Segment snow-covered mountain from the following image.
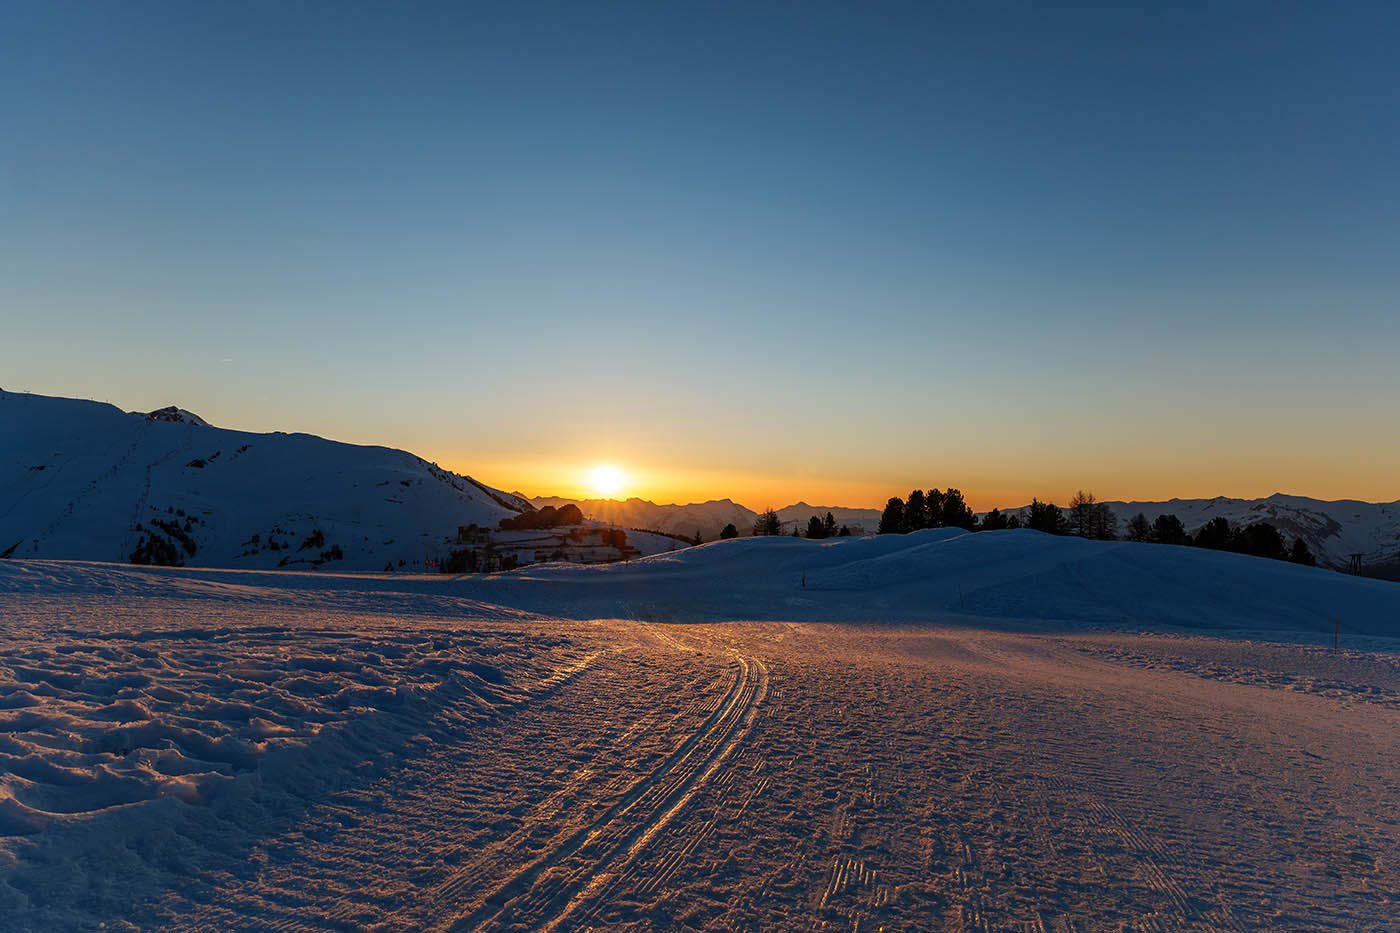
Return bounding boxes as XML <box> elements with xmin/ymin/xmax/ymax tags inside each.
<box><xmin>775</xmin><ymin>502</ymin><xmax>881</xmax><ymax>534</ymax></box>
<box><xmin>1</xmin><ymin>390</ymin><xmax>532</xmax><ymax>571</ymax></box>
<box><xmin>529</xmin><ymin>496</ymin><xmax>759</xmax><ymax>542</ymax></box>
<box><xmin>1099</xmin><ymin>495</ymin><xmax>1400</xmax><ymax>572</ymax></box>
<box><xmin>529</xmin><ymin>497</ymin><xmax>884</xmax><ymax>541</ymax></box>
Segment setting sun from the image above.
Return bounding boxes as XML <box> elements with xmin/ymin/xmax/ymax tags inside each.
<box><xmin>588</xmin><ymin>464</ymin><xmax>627</xmax><ymax>497</ymax></box>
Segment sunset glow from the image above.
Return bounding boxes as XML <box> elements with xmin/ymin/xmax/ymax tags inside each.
<box><xmin>588</xmin><ymin>465</ymin><xmax>628</xmax><ymax>497</ymax></box>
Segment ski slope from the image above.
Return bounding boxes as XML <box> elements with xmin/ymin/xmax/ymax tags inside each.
<box><xmin>2</xmin><ymin>532</ymin><xmax>1399</xmax><ymax>929</ymax></box>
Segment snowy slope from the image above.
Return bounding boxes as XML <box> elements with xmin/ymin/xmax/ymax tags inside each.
<box><xmin>3</xmin><ymin>531</ymin><xmax>1400</xmax><ymax>927</ymax></box>
<box><xmin>1099</xmin><ymin>494</ymin><xmax>1400</xmax><ymax>570</ymax></box>
<box><xmin>0</xmin><ymin>390</ymin><xmax>529</xmax><ymax>571</ymax></box>
<box><xmin>463</xmin><ymin>527</ymin><xmax>1400</xmax><ymax>637</ymax></box>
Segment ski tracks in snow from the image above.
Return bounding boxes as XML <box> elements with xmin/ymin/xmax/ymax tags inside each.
<box><xmin>445</xmin><ymin>648</ymin><xmax>767</xmax><ymax>932</ymax></box>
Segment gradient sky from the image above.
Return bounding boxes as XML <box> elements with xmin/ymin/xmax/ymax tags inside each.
<box><xmin>3</xmin><ymin>1</ymin><xmax>1398</xmax><ymax>510</ymax></box>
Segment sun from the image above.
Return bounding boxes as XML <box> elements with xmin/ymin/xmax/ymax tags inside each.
<box><xmin>588</xmin><ymin>464</ymin><xmax>627</xmax><ymax>497</ymax></box>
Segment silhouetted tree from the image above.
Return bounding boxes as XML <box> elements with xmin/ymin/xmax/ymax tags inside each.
<box><xmin>806</xmin><ymin>515</ymin><xmax>826</xmax><ymax>539</ymax></box>
<box><xmin>1289</xmin><ymin>537</ymin><xmax>1316</xmax><ymax>566</ymax></box>
<box><xmin>1069</xmin><ymin>491</ymin><xmax>1115</xmax><ymax>539</ymax></box>
<box><xmin>905</xmin><ymin>489</ymin><xmax>927</xmax><ymax>530</ymax></box>
<box><xmin>926</xmin><ymin>489</ymin><xmax>946</xmax><ymax>527</ymax></box>
<box><xmin>838</xmin><ymin>525</ymin><xmax>852</xmax><ymax>536</ymax></box>
<box><xmin>720</xmin><ymin>523</ymin><xmax>739</xmax><ymax>540</ymax></box>
<box><xmin>752</xmin><ymin>509</ymin><xmax>782</xmax><ymax>536</ymax></box>
<box><xmin>1235</xmin><ymin>521</ymin><xmax>1287</xmax><ymax>561</ymax></box>
<box><xmin>1026</xmin><ymin>499</ymin><xmax>1068</xmax><ymax>535</ymax></box>
<box><xmin>1125</xmin><ymin>513</ymin><xmax>1152</xmax><ymax>543</ymax></box>
<box><xmin>1151</xmin><ymin>514</ymin><xmax>1188</xmax><ymax>546</ymax></box>
<box><xmin>940</xmin><ymin>488</ymin><xmax>976</xmax><ymax>530</ymax></box>
<box><xmin>980</xmin><ymin>508</ymin><xmax>1011</xmax><ymax>531</ymax></box>
<box><xmin>1004</xmin><ymin>512</ymin><xmax>1022</xmax><ymax>529</ymax></box>
<box><xmin>823</xmin><ymin>512</ymin><xmax>837</xmax><ymax>538</ymax></box>
<box><xmin>878</xmin><ymin>497</ymin><xmax>906</xmax><ymax>534</ymax></box>
<box><xmin>692</xmin><ymin>530</ymin><xmax>703</xmax><ymax>546</ymax></box>
<box><xmin>1193</xmin><ymin>517</ymin><xmax>1232</xmax><ymax>550</ymax></box>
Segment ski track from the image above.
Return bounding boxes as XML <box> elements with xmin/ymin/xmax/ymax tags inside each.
<box><xmin>4</xmin><ymin>581</ymin><xmax>1400</xmax><ymax>930</ymax></box>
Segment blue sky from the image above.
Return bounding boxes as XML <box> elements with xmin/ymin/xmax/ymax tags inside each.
<box><xmin>3</xmin><ymin>1</ymin><xmax>1397</xmax><ymax>506</ymax></box>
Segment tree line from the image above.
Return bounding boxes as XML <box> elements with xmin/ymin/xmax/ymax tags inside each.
<box><xmin>876</xmin><ymin>487</ymin><xmax>1317</xmax><ymax>567</ymax></box>
<box><xmin>746</xmin><ymin>509</ymin><xmax>853</xmax><ymax>538</ymax></box>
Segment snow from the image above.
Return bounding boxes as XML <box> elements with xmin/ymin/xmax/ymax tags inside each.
<box><xmin>2</xmin><ymin>530</ymin><xmax>1399</xmax><ymax>928</ymax></box>
<box><xmin>1</xmin><ymin>390</ymin><xmax>574</xmax><ymax>572</ymax></box>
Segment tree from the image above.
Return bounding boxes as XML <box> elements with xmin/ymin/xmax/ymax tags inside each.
<box><xmin>1236</xmin><ymin>521</ymin><xmax>1287</xmax><ymax>561</ymax></box>
<box><xmin>823</xmin><ymin>512</ymin><xmax>837</xmax><ymax>538</ymax></box>
<box><xmin>1289</xmin><ymin>537</ymin><xmax>1316</xmax><ymax>566</ymax></box>
<box><xmin>1004</xmin><ymin>512</ymin><xmax>1022</xmax><ymax>529</ymax></box>
<box><xmin>925</xmin><ymin>489</ymin><xmax>946</xmax><ymax>527</ymax></box>
<box><xmin>980</xmin><ymin>508</ymin><xmax>1010</xmax><ymax>531</ymax></box>
<box><xmin>878</xmin><ymin>497</ymin><xmax>906</xmax><ymax>534</ymax></box>
<box><xmin>838</xmin><ymin>525</ymin><xmax>852</xmax><ymax>536</ymax></box>
<box><xmin>1089</xmin><ymin>502</ymin><xmax>1118</xmax><ymax>540</ymax></box>
<box><xmin>1151</xmin><ymin>513</ymin><xmax>1188</xmax><ymax>546</ymax></box>
<box><xmin>806</xmin><ymin>515</ymin><xmax>826</xmax><ymax>539</ymax></box>
<box><xmin>1193</xmin><ymin>517</ymin><xmax>1232</xmax><ymax>550</ymax></box>
<box><xmin>1026</xmin><ymin>499</ymin><xmax>1067</xmax><ymax>535</ymax></box>
<box><xmin>719</xmin><ymin>523</ymin><xmax>739</xmax><ymax>540</ymax></box>
<box><xmin>692</xmin><ymin>530</ymin><xmax>703</xmax><ymax>546</ymax></box>
<box><xmin>939</xmin><ymin>488</ymin><xmax>976</xmax><ymax>530</ymax></box>
<box><xmin>1125</xmin><ymin>513</ymin><xmax>1152</xmax><ymax>543</ymax></box>
<box><xmin>905</xmin><ymin>489</ymin><xmax>927</xmax><ymax>531</ymax></box>
<box><xmin>752</xmin><ymin>509</ymin><xmax>782</xmax><ymax>536</ymax></box>
<box><xmin>1068</xmin><ymin>491</ymin><xmax>1113</xmax><ymax>539</ymax></box>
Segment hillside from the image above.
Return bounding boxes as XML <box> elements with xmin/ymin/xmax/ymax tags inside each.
<box><xmin>0</xmin><ymin>390</ymin><xmax>534</xmax><ymax>571</ymax></box>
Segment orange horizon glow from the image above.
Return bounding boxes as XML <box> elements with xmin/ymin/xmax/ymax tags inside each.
<box><xmin>455</xmin><ymin>455</ymin><xmax>1400</xmax><ymax>513</ymax></box>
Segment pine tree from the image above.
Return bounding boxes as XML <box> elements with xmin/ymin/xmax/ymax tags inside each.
<box><xmin>1289</xmin><ymin>537</ymin><xmax>1316</xmax><ymax>566</ymax></box>
<box><xmin>720</xmin><ymin>523</ymin><xmax>739</xmax><ymax>539</ymax></box>
<box><xmin>823</xmin><ymin>512</ymin><xmax>838</xmax><ymax>538</ymax></box>
<box><xmin>905</xmin><ymin>489</ymin><xmax>927</xmax><ymax>531</ymax></box>
<box><xmin>806</xmin><ymin>515</ymin><xmax>826</xmax><ymax>539</ymax></box>
<box><xmin>1194</xmin><ymin>517</ymin><xmax>1232</xmax><ymax>550</ymax></box>
<box><xmin>940</xmin><ymin>488</ymin><xmax>976</xmax><ymax>530</ymax></box>
<box><xmin>1126</xmin><ymin>513</ymin><xmax>1152</xmax><ymax>542</ymax></box>
<box><xmin>1151</xmin><ymin>514</ymin><xmax>1188</xmax><ymax>546</ymax></box>
<box><xmin>752</xmin><ymin>509</ymin><xmax>782</xmax><ymax>536</ymax></box>
<box><xmin>1026</xmin><ymin>499</ymin><xmax>1068</xmax><ymax>535</ymax></box>
<box><xmin>878</xmin><ymin>497</ymin><xmax>906</xmax><ymax>534</ymax></box>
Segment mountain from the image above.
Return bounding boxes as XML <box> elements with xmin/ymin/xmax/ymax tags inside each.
<box><xmin>528</xmin><ymin>497</ymin><xmax>885</xmax><ymax>541</ymax></box>
<box><xmin>1094</xmin><ymin>494</ymin><xmax>1400</xmax><ymax>573</ymax></box>
<box><xmin>1</xmin><ymin>390</ymin><xmax>533</xmax><ymax>571</ymax></box>
<box><xmin>530</xmin><ymin>496</ymin><xmax>758</xmax><ymax>542</ymax></box>
<box><xmin>775</xmin><ymin>502</ymin><xmax>882</xmax><ymax>534</ymax></box>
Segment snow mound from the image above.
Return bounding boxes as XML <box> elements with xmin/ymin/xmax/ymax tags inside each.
<box><xmin>463</xmin><ymin>529</ymin><xmax>1400</xmax><ymax>637</ymax></box>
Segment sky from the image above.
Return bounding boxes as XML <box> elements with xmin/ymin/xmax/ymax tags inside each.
<box><xmin>3</xmin><ymin>1</ymin><xmax>1398</xmax><ymax>510</ymax></box>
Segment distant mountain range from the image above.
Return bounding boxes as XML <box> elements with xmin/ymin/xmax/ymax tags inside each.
<box><xmin>535</xmin><ymin>492</ymin><xmax>1400</xmax><ymax>575</ymax></box>
<box><xmin>528</xmin><ymin>497</ymin><xmax>883</xmax><ymax>542</ymax></box>
<box><xmin>1095</xmin><ymin>495</ymin><xmax>1400</xmax><ymax>574</ymax></box>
